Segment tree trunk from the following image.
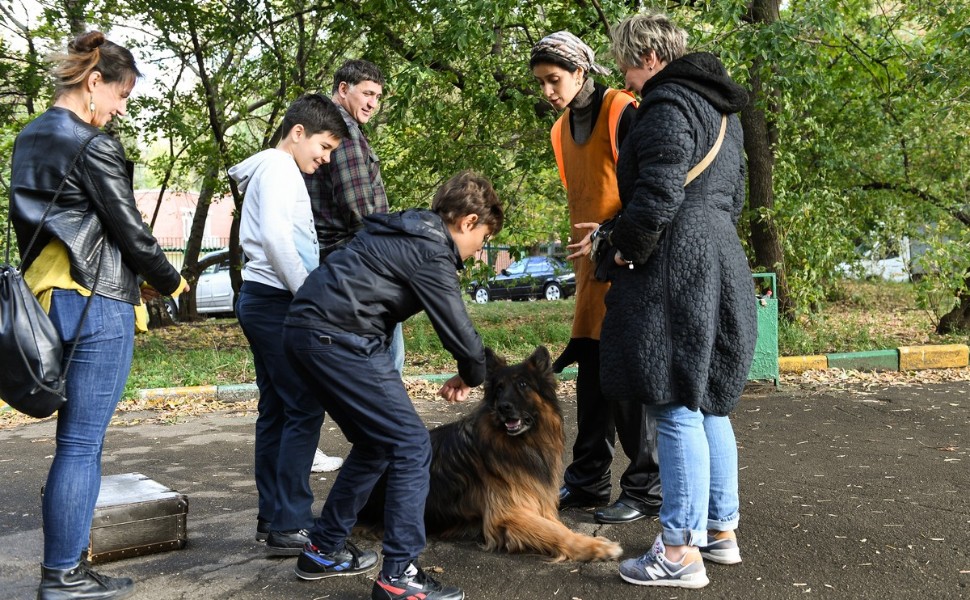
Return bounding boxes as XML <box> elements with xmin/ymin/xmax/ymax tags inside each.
<box><xmin>743</xmin><ymin>0</ymin><xmax>794</xmax><ymax>320</ymax></box>
<box><xmin>177</xmin><ymin>159</ymin><xmax>221</xmax><ymax>321</ymax></box>
<box><xmin>937</xmin><ymin>279</ymin><xmax>970</xmax><ymax>334</ymax></box>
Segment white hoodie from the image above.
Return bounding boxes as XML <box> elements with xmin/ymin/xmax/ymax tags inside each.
<box><xmin>228</xmin><ymin>149</ymin><xmax>319</xmax><ymax>294</ymax></box>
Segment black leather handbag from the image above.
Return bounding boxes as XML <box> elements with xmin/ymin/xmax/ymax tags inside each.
<box><xmin>1</xmin><ymin>134</ymin><xmax>101</xmax><ymax>418</ymax></box>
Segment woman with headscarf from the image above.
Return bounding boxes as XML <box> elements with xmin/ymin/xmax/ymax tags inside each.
<box><xmin>529</xmin><ymin>31</ymin><xmax>662</xmax><ymax>525</ymax></box>
<box><xmin>602</xmin><ymin>12</ymin><xmax>757</xmax><ymax>588</ymax></box>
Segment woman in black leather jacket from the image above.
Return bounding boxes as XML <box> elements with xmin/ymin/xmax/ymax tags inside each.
<box><xmin>9</xmin><ymin>31</ymin><xmax>187</xmax><ymax>600</ymax></box>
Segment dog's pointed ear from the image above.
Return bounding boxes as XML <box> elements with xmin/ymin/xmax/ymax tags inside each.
<box><xmin>485</xmin><ymin>347</ymin><xmax>506</xmax><ymax>374</ymax></box>
<box><xmin>527</xmin><ymin>346</ymin><xmax>553</xmax><ymax>376</ymax></box>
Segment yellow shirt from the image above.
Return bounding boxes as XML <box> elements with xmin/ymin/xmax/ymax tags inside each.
<box><xmin>24</xmin><ymin>239</ymin><xmax>187</xmax><ymax>333</ymax></box>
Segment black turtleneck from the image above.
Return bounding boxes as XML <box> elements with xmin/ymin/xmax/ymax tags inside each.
<box><xmin>567</xmin><ymin>80</ymin><xmax>635</xmax><ymax>149</ymax></box>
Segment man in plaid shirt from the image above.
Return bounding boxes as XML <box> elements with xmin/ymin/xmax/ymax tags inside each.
<box><xmin>304</xmin><ymin>59</ymin><xmax>405</xmax><ymax>373</ymax></box>
<box><xmin>305</xmin><ymin>59</ymin><xmax>388</xmax><ymax>262</ymax></box>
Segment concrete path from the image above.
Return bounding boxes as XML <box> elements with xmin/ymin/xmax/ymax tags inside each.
<box><xmin>1</xmin><ymin>379</ymin><xmax>967</xmax><ymax>599</ymax></box>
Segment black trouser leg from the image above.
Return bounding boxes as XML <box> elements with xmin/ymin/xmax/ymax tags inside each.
<box><xmin>562</xmin><ymin>340</ymin><xmax>613</xmax><ymax>499</ymax></box>
<box><xmin>614</xmin><ymin>393</ymin><xmax>663</xmax><ymax>512</ymax></box>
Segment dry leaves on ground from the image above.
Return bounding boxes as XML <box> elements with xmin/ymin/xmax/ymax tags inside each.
<box><xmin>2</xmin><ymin>368</ymin><xmax>966</xmax><ymax>430</ymax></box>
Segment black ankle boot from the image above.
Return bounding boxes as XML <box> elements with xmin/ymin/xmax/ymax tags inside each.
<box><xmin>37</xmin><ymin>562</ymin><xmax>134</xmax><ymax>600</ymax></box>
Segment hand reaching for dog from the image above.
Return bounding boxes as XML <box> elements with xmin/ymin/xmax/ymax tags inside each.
<box><xmin>438</xmin><ymin>375</ymin><xmax>471</xmax><ymax>403</ymax></box>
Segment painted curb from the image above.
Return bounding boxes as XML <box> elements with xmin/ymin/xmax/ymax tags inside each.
<box><xmin>132</xmin><ymin>367</ymin><xmax>582</xmax><ymax>402</ymax></box>
<box><xmin>779</xmin><ymin>355</ymin><xmax>827</xmax><ymax>374</ymax></box>
<box><xmin>898</xmin><ymin>344</ymin><xmax>969</xmax><ymax>371</ymax></box>
<box><xmin>827</xmin><ymin>349</ymin><xmax>899</xmax><ymax>372</ymax></box>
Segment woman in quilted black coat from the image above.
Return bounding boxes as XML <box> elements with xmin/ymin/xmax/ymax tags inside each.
<box><xmin>600</xmin><ymin>12</ymin><xmax>757</xmax><ymax>589</ymax></box>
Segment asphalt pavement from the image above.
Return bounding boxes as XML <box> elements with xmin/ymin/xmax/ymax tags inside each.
<box><xmin>0</xmin><ymin>379</ymin><xmax>967</xmax><ymax>599</ymax></box>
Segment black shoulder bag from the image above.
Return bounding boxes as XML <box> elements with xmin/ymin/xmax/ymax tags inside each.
<box><xmin>1</xmin><ymin>133</ymin><xmax>103</xmax><ymax>418</ymax></box>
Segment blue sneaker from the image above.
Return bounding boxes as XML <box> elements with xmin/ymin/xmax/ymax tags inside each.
<box><xmin>619</xmin><ymin>535</ymin><xmax>709</xmax><ymax>589</ymax></box>
<box><xmin>295</xmin><ymin>541</ymin><xmax>378</xmax><ymax>580</ymax></box>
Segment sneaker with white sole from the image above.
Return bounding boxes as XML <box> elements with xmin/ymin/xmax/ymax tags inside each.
<box><xmin>698</xmin><ymin>531</ymin><xmax>742</xmax><ymax>565</ymax></box>
<box><xmin>295</xmin><ymin>540</ymin><xmax>378</xmax><ymax>580</ymax></box>
<box><xmin>371</xmin><ymin>563</ymin><xmax>464</xmax><ymax>600</ymax></box>
<box><xmin>619</xmin><ymin>535</ymin><xmax>709</xmax><ymax>589</ymax></box>
<box><xmin>311</xmin><ymin>449</ymin><xmax>344</xmax><ymax>473</ymax></box>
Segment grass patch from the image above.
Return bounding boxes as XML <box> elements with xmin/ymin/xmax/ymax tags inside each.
<box><xmin>124</xmin><ymin>280</ymin><xmax>969</xmax><ymax>397</ymax></box>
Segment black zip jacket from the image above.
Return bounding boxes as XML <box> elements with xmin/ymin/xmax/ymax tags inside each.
<box><xmin>285</xmin><ymin>209</ymin><xmax>486</xmax><ymax>387</ymax></box>
<box><xmin>10</xmin><ymin>108</ymin><xmax>182</xmax><ymax>304</ymax></box>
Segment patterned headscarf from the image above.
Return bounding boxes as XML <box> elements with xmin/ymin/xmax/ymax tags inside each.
<box><xmin>531</xmin><ymin>31</ymin><xmax>610</xmax><ymax>76</ymax></box>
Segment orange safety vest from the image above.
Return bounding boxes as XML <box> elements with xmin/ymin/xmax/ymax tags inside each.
<box><xmin>550</xmin><ymin>89</ymin><xmax>637</xmax><ymax>189</ymax></box>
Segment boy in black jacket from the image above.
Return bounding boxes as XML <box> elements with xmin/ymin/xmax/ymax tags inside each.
<box><xmin>282</xmin><ymin>171</ymin><xmax>503</xmax><ymax>600</ymax></box>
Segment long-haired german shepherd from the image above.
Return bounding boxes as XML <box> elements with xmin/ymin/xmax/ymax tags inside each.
<box><xmin>359</xmin><ymin>346</ymin><xmax>622</xmax><ymax>562</ymax></box>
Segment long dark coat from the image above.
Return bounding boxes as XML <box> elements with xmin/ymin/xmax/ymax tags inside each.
<box><xmin>600</xmin><ymin>53</ymin><xmax>757</xmax><ymax>416</ymax></box>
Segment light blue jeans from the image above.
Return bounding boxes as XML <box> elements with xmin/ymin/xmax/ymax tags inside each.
<box><xmin>646</xmin><ymin>403</ymin><xmax>740</xmax><ymax>547</ymax></box>
<box><xmin>43</xmin><ymin>290</ymin><xmax>135</xmax><ymax>568</ymax></box>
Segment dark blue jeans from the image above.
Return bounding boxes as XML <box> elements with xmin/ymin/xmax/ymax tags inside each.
<box><xmin>236</xmin><ymin>282</ymin><xmax>325</xmax><ymax>531</ymax></box>
<box><xmin>283</xmin><ymin>325</ymin><xmax>431</xmax><ymax>579</ymax></box>
<box><xmin>43</xmin><ymin>290</ymin><xmax>134</xmax><ymax>569</ymax></box>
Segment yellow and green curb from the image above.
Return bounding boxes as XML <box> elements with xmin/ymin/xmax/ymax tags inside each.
<box><xmin>779</xmin><ymin>344</ymin><xmax>969</xmax><ymax>374</ymax></box>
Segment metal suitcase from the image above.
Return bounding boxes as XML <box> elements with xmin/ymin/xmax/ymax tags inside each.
<box><xmin>84</xmin><ymin>473</ymin><xmax>188</xmax><ymax>564</ymax></box>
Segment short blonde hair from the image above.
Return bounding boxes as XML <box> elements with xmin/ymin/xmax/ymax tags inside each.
<box><xmin>610</xmin><ymin>11</ymin><xmax>688</xmax><ymax>70</ymax></box>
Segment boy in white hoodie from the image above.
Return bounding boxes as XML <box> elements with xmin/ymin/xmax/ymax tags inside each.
<box><xmin>228</xmin><ymin>94</ymin><xmax>350</xmax><ymax>555</ymax></box>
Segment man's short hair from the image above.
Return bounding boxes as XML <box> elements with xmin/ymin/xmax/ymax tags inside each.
<box><xmin>331</xmin><ymin>59</ymin><xmax>386</xmax><ymax>94</ymax></box>
<box><xmin>281</xmin><ymin>93</ymin><xmax>351</xmax><ymax>139</ymax></box>
<box><xmin>432</xmin><ymin>171</ymin><xmax>504</xmax><ymax>235</ymax></box>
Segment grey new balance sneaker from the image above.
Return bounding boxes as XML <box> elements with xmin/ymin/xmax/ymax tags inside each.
<box><xmin>619</xmin><ymin>535</ymin><xmax>709</xmax><ymax>589</ymax></box>
<box><xmin>698</xmin><ymin>531</ymin><xmax>742</xmax><ymax>565</ymax></box>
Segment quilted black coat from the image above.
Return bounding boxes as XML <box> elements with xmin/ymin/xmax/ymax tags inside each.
<box><xmin>600</xmin><ymin>52</ymin><xmax>757</xmax><ymax>416</ymax></box>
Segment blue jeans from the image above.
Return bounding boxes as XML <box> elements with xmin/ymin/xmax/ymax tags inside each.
<box><xmin>43</xmin><ymin>290</ymin><xmax>135</xmax><ymax>569</ymax></box>
<box><xmin>283</xmin><ymin>325</ymin><xmax>430</xmax><ymax>579</ymax></box>
<box><xmin>236</xmin><ymin>282</ymin><xmax>325</xmax><ymax>531</ymax></box>
<box><xmin>646</xmin><ymin>403</ymin><xmax>740</xmax><ymax>547</ymax></box>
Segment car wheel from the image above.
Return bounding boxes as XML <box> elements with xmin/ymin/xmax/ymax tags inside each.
<box><xmin>474</xmin><ymin>286</ymin><xmax>490</xmax><ymax>304</ymax></box>
<box><xmin>163</xmin><ymin>298</ymin><xmax>179</xmax><ymax>323</ymax></box>
<box><xmin>544</xmin><ymin>283</ymin><xmax>562</xmax><ymax>301</ymax></box>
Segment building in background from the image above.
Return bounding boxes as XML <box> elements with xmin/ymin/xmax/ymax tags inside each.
<box><xmin>134</xmin><ymin>190</ymin><xmax>234</xmax><ymax>271</ymax></box>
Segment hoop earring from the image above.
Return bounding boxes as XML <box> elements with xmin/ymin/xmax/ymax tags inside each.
<box><xmin>89</xmin><ymin>96</ymin><xmax>96</xmax><ymax>113</ymax></box>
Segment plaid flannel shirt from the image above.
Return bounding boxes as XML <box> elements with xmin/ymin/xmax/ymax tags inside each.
<box><xmin>304</xmin><ymin>104</ymin><xmax>388</xmax><ymax>259</ymax></box>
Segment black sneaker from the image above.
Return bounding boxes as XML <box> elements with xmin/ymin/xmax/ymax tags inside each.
<box><xmin>371</xmin><ymin>563</ymin><xmax>464</xmax><ymax>600</ymax></box>
<box><xmin>267</xmin><ymin>529</ymin><xmax>310</xmax><ymax>556</ymax></box>
<box><xmin>295</xmin><ymin>541</ymin><xmax>379</xmax><ymax>580</ymax></box>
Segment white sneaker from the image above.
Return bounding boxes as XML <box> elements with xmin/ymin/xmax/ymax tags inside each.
<box><xmin>311</xmin><ymin>449</ymin><xmax>343</xmax><ymax>472</ymax></box>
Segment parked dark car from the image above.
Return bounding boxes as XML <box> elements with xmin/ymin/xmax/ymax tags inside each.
<box><xmin>467</xmin><ymin>256</ymin><xmax>576</xmax><ymax>304</ymax></box>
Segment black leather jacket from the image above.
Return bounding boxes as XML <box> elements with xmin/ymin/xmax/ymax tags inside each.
<box><xmin>10</xmin><ymin>108</ymin><xmax>181</xmax><ymax>304</ymax></box>
<box><xmin>285</xmin><ymin>209</ymin><xmax>486</xmax><ymax>387</ymax></box>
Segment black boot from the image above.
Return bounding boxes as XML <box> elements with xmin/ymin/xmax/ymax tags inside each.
<box><xmin>37</xmin><ymin>562</ymin><xmax>134</xmax><ymax>600</ymax></box>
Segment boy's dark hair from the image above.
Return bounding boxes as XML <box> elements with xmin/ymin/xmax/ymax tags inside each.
<box><xmin>280</xmin><ymin>93</ymin><xmax>350</xmax><ymax>139</ymax></box>
<box><xmin>331</xmin><ymin>59</ymin><xmax>386</xmax><ymax>94</ymax></box>
<box><xmin>432</xmin><ymin>171</ymin><xmax>504</xmax><ymax>236</ymax></box>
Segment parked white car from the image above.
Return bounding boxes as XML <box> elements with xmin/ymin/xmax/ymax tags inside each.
<box><xmin>837</xmin><ymin>238</ymin><xmax>912</xmax><ymax>282</ymax></box>
<box><xmin>194</xmin><ymin>250</ymin><xmax>237</xmax><ymax>314</ymax></box>
<box><xmin>161</xmin><ymin>250</ymin><xmax>238</xmax><ymax>320</ymax></box>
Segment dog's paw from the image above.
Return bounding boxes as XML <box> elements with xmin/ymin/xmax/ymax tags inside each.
<box><xmin>593</xmin><ymin>536</ymin><xmax>623</xmax><ymax>561</ymax></box>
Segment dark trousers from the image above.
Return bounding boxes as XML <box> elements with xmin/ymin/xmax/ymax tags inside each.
<box><xmin>236</xmin><ymin>282</ymin><xmax>325</xmax><ymax>531</ymax></box>
<box><xmin>558</xmin><ymin>338</ymin><xmax>662</xmax><ymax>511</ymax></box>
<box><xmin>283</xmin><ymin>325</ymin><xmax>431</xmax><ymax>579</ymax></box>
